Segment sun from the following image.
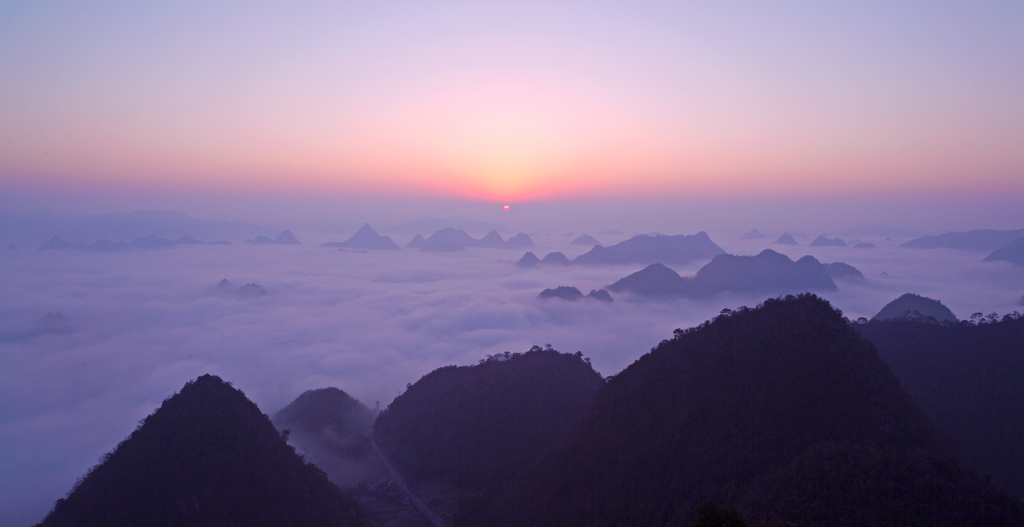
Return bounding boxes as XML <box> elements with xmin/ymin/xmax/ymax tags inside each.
<box><xmin>503</xmin><ymin>205</ymin><xmax>510</xmax><ymax>211</ymax></box>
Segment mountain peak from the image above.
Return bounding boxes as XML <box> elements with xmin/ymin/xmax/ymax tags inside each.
<box><xmin>809</xmin><ymin>234</ymin><xmax>847</xmax><ymax>247</ymax></box>
<box><xmin>340</xmin><ymin>224</ymin><xmax>400</xmax><ymax>250</ymax></box>
<box><xmin>872</xmin><ymin>293</ymin><xmax>957</xmax><ymax>323</ymax></box>
<box><xmin>570</xmin><ymin>233</ymin><xmax>601</xmax><ymax>246</ymax></box>
<box><xmin>775</xmin><ymin>232</ymin><xmax>799</xmax><ymax>245</ymax></box>
<box><xmin>515</xmin><ymin>251</ymin><xmax>541</xmax><ymax>268</ymax></box>
<box><xmin>36</xmin><ymin>374</ymin><xmax>365</xmax><ymax>526</ymax></box>
<box><xmin>541</xmin><ymin>252</ymin><xmax>571</xmax><ymax>265</ymax></box>
<box><xmin>406</xmin><ymin>233</ymin><xmax>426</xmax><ymax>249</ymax></box>
<box><xmin>485</xmin><ymin>294</ymin><xmax>1020</xmax><ymax>526</ymax></box>
<box><xmin>275</xmin><ymin>229</ymin><xmax>301</xmax><ymax>245</ymax></box>
<box><xmin>741</xmin><ymin>228</ymin><xmax>767</xmax><ymax>239</ymax></box>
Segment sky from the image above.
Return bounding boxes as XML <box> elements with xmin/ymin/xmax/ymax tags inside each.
<box><xmin>1</xmin><ymin>0</ymin><xmax>1022</xmax><ymax>211</ymax></box>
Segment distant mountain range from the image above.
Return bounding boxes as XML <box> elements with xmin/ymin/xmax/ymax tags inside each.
<box><xmin>515</xmin><ymin>251</ymin><xmax>580</xmax><ymax>268</ymax></box>
<box><xmin>245</xmin><ymin>230</ymin><xmax>301</xmax><ymax>245</ymax></box>
<box><xmin>216</xmin><ymin>278</ymin><xmax>268</xmax><ymax>298</ymax></box>
<box><xmin>833</xmin><ymin>224</ymin><xmax>925</xmax><ymax>238</ymax></box>
<box><xmin>33</xmin><ymin>229</ymin><xmax>306</xmax><ymax>252</ymax></box>
<box><xmin>390</xmin><ymin>217</ymin><xmax>508</xmax><ymax>235</ymax></box>
<box><xmin>321</xmin><ymin>224</ymin><xmax>400</xmax><ymax>250</ymax></box>
<box><xmin>809</xmin><ymin>234</ymin><xmax>848</xmax><ymax>247</ymax></box>
<box><xmin>902</xmin><ymin>228</ymin><xmax>1024</xmax><ymax>252</ymax></box>
<box><xmin>572</xmin><ymin>232</ymin><xmax>724</xmax><ymax>265</ymax></box>
<box><xmin>1</xmin><ymin>209</ymin><xmax>270</xmax><ymax>247</ymax></box>
<box><xmin>38</xmin><ymin>234</ymin><xmax>227</xmax><ymax>252</ymax></box>
<box><xmin>608</xmin><ymin>249</ymin><xmax>836</xmax><ymax>298</ymax></box>
<box><xmin>420</xmin><ymin>228</ymin><xmax>534</xmax><ymax>251</ymax></box>
<box><xmin>538</xmin><ymin>286</ymin><xmax>613</xmax><ymax>302</ymax></box>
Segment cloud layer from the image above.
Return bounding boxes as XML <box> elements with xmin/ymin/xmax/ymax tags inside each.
<box><xmin>1</xmin><ymin>232</ymin><xmax>1021</xmax><ymax>525</ymax></box>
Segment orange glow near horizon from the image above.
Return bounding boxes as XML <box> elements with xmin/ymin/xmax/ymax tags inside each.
<box><xmin>2</xmin><ymin>64</ymin><xmax>1023</xmax><ymax>204</ymax></box>
<box><xmin>2</xmin><ymin>2</ymin><xmax>1023</xmax><ymax>205</ymax></box>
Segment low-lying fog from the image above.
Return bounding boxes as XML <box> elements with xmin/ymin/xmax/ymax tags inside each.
<box><xmin>1</xmin><ymin>230</ymin><xmax>1021</xmax><ymax>525</ymax></box>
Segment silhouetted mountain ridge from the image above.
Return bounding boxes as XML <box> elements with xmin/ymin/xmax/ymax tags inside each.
<box><xmin>35</xmin><ymin>374</ymin><xmax>365</xmax><ymax>527</ymax></box>
<box><xmin>515</xmin><ymin>251</ymin><xmax>541</xmax><ymax>268</ymax></box>
<box><xmin>480</xmin><ymin>295</ymin><xmax>1022</xmax><ymax>527</ymax></box>
<box><xmin>421</xmin><ymin>228</ymin><xmax>534</xmax><ymax>251</ymax></box>
<box><xmin>374</xmin><ymin>347</ymin><xmax>604</xmax><ymax>488</ymax></box>
<box><xmin>1</xmin><ymin>209</ymin><xmax>269</xmax><ymax>248</ymax></box>
<box><xmin>872</xmin><ymin>293</ymin><xmax>957</xmax><ymax>323</ymax></box>
<box><xmin>573</xmin><ymin>232</ymin><xmax>724</xmax><ymax>265</ymax></box>
<box><xmin>244</xmin><ymin>230</ymin><xmax>301</xmax><ymax>245</ymax></box>
<box><xmin>984</xmin><ymin>236</ymin><xmax>1024</xmax><ymax>266</ymax></box>
<box><xmin>809</xmin><ymin>234</ymin><xmax>847</xmax><ymax>247</ymax></box>
<box><xmin>539</xmin><ymin>286</ymin><xmax>584</xmax><ymax>301</ymax></box>
<box><xmin>608</xmin><ymin>250</ymin><xmax>836</xmax><ymax>298</ymax></box>
<box><xmin>740</xmin><ymin>228</ymin><xmax>767</xmax><ymax>240</ymax></box>
<box><xmin>570</xmin><ymin>233</ymin><xmax>601</xmax><ymax>246</ymax></box>
<box><xmin>775</xmin><ymin>232</ymin><xmax>799</xmax><ymax>245</ymax></box>
<box><xmin>336</xmin><ymin>224</ymin><xmax>400</xmax><ymax>250</ymax></box>
<box><xmin>37</xmin><ymin>234</ymin><xmax>224</xmax><ymax>252</ymax></box>
<box><xmin>857</xmin><ymin>314</ymin><xmax>1024</xmax><ymax>498</ymax></box>
<box><xmin>541</xmin><ymin>252</ymin><xmax>571</xmax><ymax>265</ymax></box>
<box><xmin>823</xmin><ymin>262</ymin><xmax>864</xmax><ymax>281</ymax></box>
<box><xmin>902</xmin><ymin>228</ymin><xmax>1024</xmax><ymax>252</ymax></box>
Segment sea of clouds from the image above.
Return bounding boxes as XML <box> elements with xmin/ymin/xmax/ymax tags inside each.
<box><xmin>1</xmin><ymin>229</ymin><xmax>1021</xmax><ymax>525</ymax></box>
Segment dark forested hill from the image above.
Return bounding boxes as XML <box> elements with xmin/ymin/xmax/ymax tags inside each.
<box><xmin>35</xmin><ymin>374</ymin><xmax>365</xmax><ymax>527</ymax></box>
<box><xmin>856</xmin><ymin>315</ymin><xmax>1024</xmax><ymax>498</ymax></box>
<box><xmin>373</xmin><ymin>347</ymin><xmax>604</xmax><ymax>488</ymax></box>
<box><xmin>480</xmin><ymin>295</ymin><xmax>1022</xmax><ymax>527</ymax></box>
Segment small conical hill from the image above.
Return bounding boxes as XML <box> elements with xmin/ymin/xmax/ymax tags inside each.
<box><xmin>872</xmin><ymin>293</ymin><xmax>957</xmax><ymax>322</ymax></box>
<box><xmin>273</xmin><ymin>388</ymin><xmax>382</xmax><ymax>488</ymax></box>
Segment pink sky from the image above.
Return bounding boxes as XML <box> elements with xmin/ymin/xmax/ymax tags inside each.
<box><xmin>1</xmin><ymin>1</ymin><xmax>1022</xmax><ymax>204</ymax></box>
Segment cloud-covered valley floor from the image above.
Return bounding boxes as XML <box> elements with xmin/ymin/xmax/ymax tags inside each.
<box><xmin>1</xmin><ymin>233</ymin><xmax>1021</xmax><ymax>526</ymax></box>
